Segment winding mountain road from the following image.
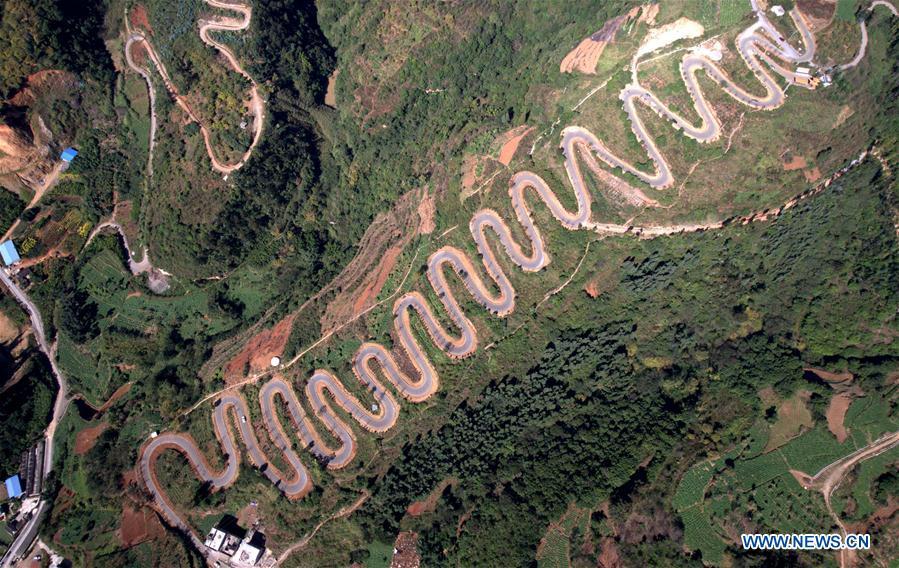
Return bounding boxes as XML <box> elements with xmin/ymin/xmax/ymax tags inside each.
<box><xmin>0</xmin><ymin>270</ymin><xmax>68</xmax><ymax>568</ymax></box>
<box><xmin>134</xmin><ymin>0</ymin><xmax>856</xmax><ymax>534</ymax></box>
<box><xmin>138</xmin><ymin>0</ymin><xmax>897</xmax><ymax>549</ymax></box>
<box><xmin>840</xmin><ymin>0</ymin><xmax>899</xmax><ymax>70</ymax></box>
<box><xmin>125</xmin><ymin>0</ymin><xmax>263</xmax><ymax>174</ymax></box>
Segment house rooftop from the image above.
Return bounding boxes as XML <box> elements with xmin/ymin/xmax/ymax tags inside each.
<box><xmin>0</xmin><ymin>240</ymin><xmax>20</xmax><ymax>266</ymax></box>
<box><xmin>4</xmin><ymin>475</ymin><xmax>23</xmax><ymax>500</ymax></box>
<box><xmin>60</xmin><ymin>147</ymin><xmax>78</xmax><ymax>162</ymax></box>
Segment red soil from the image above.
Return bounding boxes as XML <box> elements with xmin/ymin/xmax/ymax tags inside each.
<box><xmin>74</xmin><ymin>421</ymin><xmax>109</xmax><ymax>455</ymax></box>
<box><xmin>129</xmin><ymin>5</ymin><xmax>153</xmax><ymax>35</ymax></box>
<box><xmin>803</xmin><ymin>167</ymin><xmax>822</xmax><ymax>182</ymax></box>
<box><xmin>352</xmin><ymin>246</ymin><xmax>402</xmax><ymax>315</ymax></box>
<box><xmin>405</xmin><ymin>478</ymin><xmax>457</xmax><ymax>517</ymax></box>
<box><xmin>224</xmin><ymin>314</ymin><xmax>296</xmax><ymax>382</ymax></box>
<box><xmin>417</xmin><ymin>192</ymin><xmax>435</xmax><ymax>235</ymax></box>
<box><xmin>826</xmin><ymin>392</ymin><xmax>853</xmax><ymax>442</ymax></box>
<box><xmin>783</xmin><ymin>154</ymin><xmax>808</xmax><ymax>171</ymax></box>
<box><xmin>497</xmin><ymin>126</ymin><xmax>534</xmax><ymax>166</ymax></box>
<box><xmin>598</xmin><ymin>537</ymin><xmax>622</xmax><ymax>568</ymax></box>
<box><xmin>119</xmin><ymin>505</ymin><xmax>164</xmax><ymax>548</ymax></box>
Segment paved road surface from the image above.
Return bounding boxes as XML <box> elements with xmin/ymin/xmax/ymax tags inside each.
<box><xmin>0</xmin><ymin>271</ymin><xmax>68</xmax><ymax>568</ymax></box>
<box><xmin>599</xmin><ymin>4</ymin><xmax>816</xmax><ymax>189</ymax></box>
<box><xmin>137</xmin><ymin>1</ymin><xmax>885</xmax><ymax>545</ymax></box>
<box><xmin>840</xmin><ymin>0</ymin><xmax>899</xmax><ymax>70</ymax></box>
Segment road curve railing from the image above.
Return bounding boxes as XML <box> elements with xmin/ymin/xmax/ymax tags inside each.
<box><xmin>139</xmin><ymin>5</ymin><xmax>857</xmax><ymax>537</ymax></box>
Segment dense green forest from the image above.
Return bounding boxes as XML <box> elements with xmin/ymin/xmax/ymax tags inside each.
<box><xmin>0</xmin><ymin>0</ymin><xmax>111</xmax><ymax>98</ymax></box>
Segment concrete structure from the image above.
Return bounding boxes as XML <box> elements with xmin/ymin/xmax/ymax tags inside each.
<box><xmin>0</xmin><ymin>241</ymin><xmax>20</xmax><ymax>266</ymax></box>
<box><xmin>59</xmin><ymin>148</ymin><xmax>78</xmax><ymax>163</ymax></box>
<box><xmin>793</xmin><ymin>67</ymin><xmax>820</xmax><ymax>88</ymax></box>
<box><xmin>203</xmin><ymin>515</ymin><xmax>245</xmax><ymax>557</ymax></box>
<box><xmin>3</xmin><ymin>476</ymin><xmax>22</xmax><ymax>500</ymax></box>
<box><xmin>233</xmin><ymin>532</ymin><xmax>265</xmax><ymax>566</ymax></box>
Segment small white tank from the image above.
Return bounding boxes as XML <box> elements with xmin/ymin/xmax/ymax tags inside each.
<box><xmin>270</xmin><ymin>356</ymin><xmax>281</xmax><ymax>367</ymax></box>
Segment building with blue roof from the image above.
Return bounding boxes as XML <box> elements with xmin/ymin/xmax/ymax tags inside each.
<box><xmin>0</xmin><ymin>240</ymin><xmax>20</xmax><ymax>266</ymax></box>
<box><xmin>60</xmin><ymin>147</ymin><xmax>78</xmax><ymax>162</ymax></box>
<box><xmin>4</xmin><ymin>475</ymin><xmax>22</xmax><ymax>500</ymax></box>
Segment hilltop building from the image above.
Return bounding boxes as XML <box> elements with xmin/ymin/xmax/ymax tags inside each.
<box><xmin>234</xmin><ymin>531</ymin><xmax>266</xmax><ymax>566</ymax></box>
<box><xmin>204</xmin><ymin>515</ymin><xmax>245</xmax><ymax>556</ymax></box>
<box><xmin>204</xmin><ymin>515</ymin><xmax>268</xmax><ymax>565</ymax></box>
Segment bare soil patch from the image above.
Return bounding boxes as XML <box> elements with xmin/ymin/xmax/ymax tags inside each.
<box><xmin>319</xmin><ymin>190</ymin><xmax>420</xmax><ymax>333</ymax></box>
<box><xmin>405</xmin><ymin>478</ymin><xmax>457</xmax><ymax>517</ymax></box>
<box><xmin>352</xmin><ymin>246</ymin><xmax>402</xmax><ymax>315</ymax></box>
<box><xmin>390</xmin><ymin>531</ymin><xmax>421</xmax><ymax>568</ymax></box>
<box><xmin>224</xmin><ymin>314</ymin><xmax>296</xmax><ymax>382</ymax></box>
<box><xmin>797</xmin><ymin>0</ymin><xmax>836</xmax><ymax>31</ymax></box>
<box><xmin>497</xmin><ymin>126</ymin><xmax>534</xmax><ymax>166</ymax></box>
<box><xmin>237</xmin><ymin>502</ymin><xmax>258</xmax><ymax>528</ymax></box>
<box><xmin>826</xmin><ymin>393</ymin><xmax>853</xmax><ymax>443</ymax></box>
<box><xmin>561</xmin><ymin>7</ymin><xmax>640</xmax><ymax>74</ymax></box>
<box><xmin>130</xmin><ymin>5</ymin><xmax>153</xmax><ymax>35</ymax></box>
<box><xmin>803</xmin><ymin>167</ymin><xmax>822</xmax><ymax>182</ymax></box>
<box><xmin>765</xmin><ymin>390</ymin><xmax>814</xmax><ymax>452</ymax></box>
<box><xmin>833</xmin><ymin>105</ymin><xmax>854</xmax><ymax>128</ymax></box>
<box><xmin>783</xmin><ymin>154</ymin><xmax>808</xmax><ymax>171</ymax></box>
<box><xmin>119</xmin><ymin>505</ymin><xmax>164</xmax><ymax>548</ymax></box>
<box><xmin>324</xmin><ymin>69</ymin><xmax>339</xmax><ymax>108</ymax></box>
<box><xmin>417</xmin><ymin>191</ymin><xmax>435</xmax><ymax>235</ymax></box>
<box><xmin>598</xmin><ymin>536</ymin><xmax>622</xmax><ymax>568</ymax></box>
<box><xmin>0</xmin><ymin>310</ymin><xmax>20</xmax><ymax>344</ymax></box>
<box><xmin>75</xmin><ymin>421</ymin><xmax>109</xmax><ymax>455</ymax></box>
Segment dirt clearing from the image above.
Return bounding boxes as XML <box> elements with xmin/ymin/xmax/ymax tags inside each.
<box><xmin>783</xmin><ymin>154</ymin><xmax>808</xmax><ymax>171</ymax></box>
<box><xmin>119</xmin><ymin>505</ymin><xmax>164</xmax><ymax>548</ymax></box>
<box><xmin>224</xmin><ymin>314</ymin><xmax>296</xmax><ymax>382</ymax></box>
<box><xmin>417</xmin><ymin>191</ymin><xmax>435</xmax><ymax>235</ymax></box>
<box><xmin>803</xmin><ymin>167</ymin><xmax>822</xmax><ymax>182</ymax></box>
<box><xmin>325</xmin><ymin>69</ymin><xmax>339</xmax><ymax>108</ymax></box>
<box><xmin>129</xmin><ymin>5</ymin><xmax>153</xmax><ymax>35</ymax></box>
<box><xmin>0</xmin><ymin>310</ymin><xmax>20</xmax><ymax>343</ymax></box>
<box><xmin>352</xmin><ymin>246</ymin><xmax>402</xmax><ymax>316</ymax></box>
<box><xmin>826</xmin><ymin>393</ymin><xmax>853</xmax><ymax>442</ymax></box>
<box><xmin>74</xmin><ymin>421</ymin><xmax>108</xmax><ymax>455</ymax></box>
<box><xmin>560</xmin><ymin>7</ymin><xmax>640</xmax><ymax>74</ymax></box>
<box><xmin>405</xmin><ymin>478</ymin><xmax>457</xmax><ymax>517</ymax></box>
<box><xmin>498</xmin><ymin>126</ymin><xmax>534</xmax><ymax>166</ymax></box>
<box><xmin>765</xmin><ymin>391</ymin><xmax>814</xmax><ymax>452</ymax></box>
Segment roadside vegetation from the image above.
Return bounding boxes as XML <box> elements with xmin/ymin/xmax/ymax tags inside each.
<box><xmin>0</xmin><ymin>0</ymin><xmax>896</xmax><ymax>566</ymax></box>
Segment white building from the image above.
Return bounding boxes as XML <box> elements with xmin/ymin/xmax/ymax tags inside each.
<box><xmin>233</xmin><ymin>531</ymin><xmax>266</xmax><ymax>566</ymax></box>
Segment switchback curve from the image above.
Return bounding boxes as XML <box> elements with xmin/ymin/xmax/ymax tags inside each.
<box><xmin>139</xmin><ymin>3</ymin><xmax>883</xmax><ymax>541</ymax></box>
